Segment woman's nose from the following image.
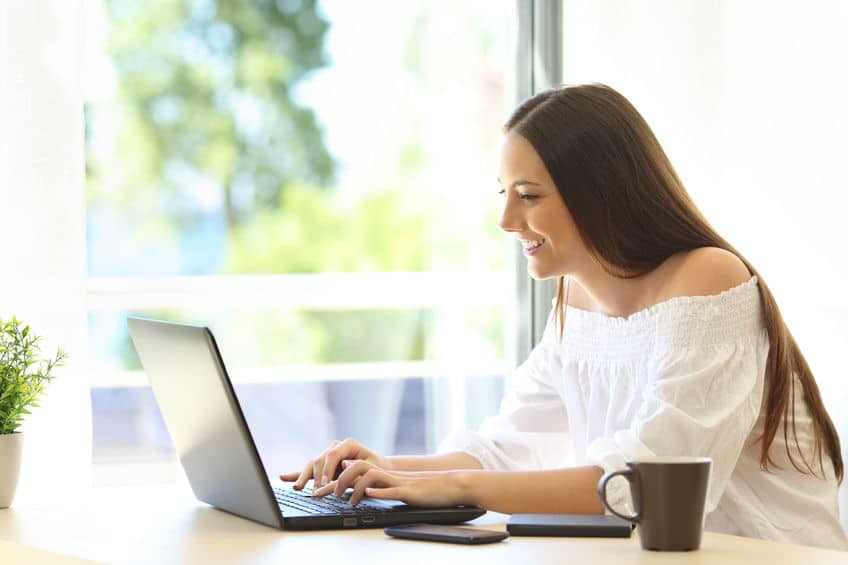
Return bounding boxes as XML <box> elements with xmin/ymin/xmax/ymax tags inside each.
<box><xmin>498</xmin><ymin>201</ymin><xmax>523</xmax><ymax>233</ymax></box>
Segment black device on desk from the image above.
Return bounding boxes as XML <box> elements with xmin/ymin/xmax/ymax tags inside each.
<box><xmin>507</xmin><ymin>514</ymin><xmax>633</xmax><ymax>537</ymax></box>
<box><xmin>385</xmin><ymin>524</ymin><xmax>509</xmax><ymax>544</ymax></box>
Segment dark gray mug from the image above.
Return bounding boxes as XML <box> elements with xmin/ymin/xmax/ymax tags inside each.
<box><xmin>598</xmin><ymin>456</ymin><xmax>712</xmax><ymax>551</ymax></box>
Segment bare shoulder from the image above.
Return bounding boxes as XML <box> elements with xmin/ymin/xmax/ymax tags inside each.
<box><xmin>659</xmin><ymin>247</ymin><xmax>753</xmax><ymax>300</ymax></box>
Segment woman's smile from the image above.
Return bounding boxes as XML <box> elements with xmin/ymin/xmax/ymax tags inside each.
<box><xmin>521</xmin><ymin>238</ymin><xmax>546</xmax><ymax>255</ymax></box>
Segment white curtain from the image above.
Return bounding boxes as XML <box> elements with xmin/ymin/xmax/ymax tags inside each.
<box><xmin>0</xmin><ymin>0</ymin><xmax>91</xmax><ymax>501</ymax></box>
<box><xmin>560</xmin><ymin>0</ymin><xmax>848</xmax><ymax>529</ymax></box>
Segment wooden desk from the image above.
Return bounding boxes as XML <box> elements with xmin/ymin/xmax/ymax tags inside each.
<box><xmin>0</xmin><ymin>483</ymin><xmax>844</xmax><ymax>564</ymax></box>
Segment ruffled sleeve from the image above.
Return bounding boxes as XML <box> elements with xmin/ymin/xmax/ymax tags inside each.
<box><xmin>438</xmin><ymin>311</ymin><xmax>572</xmax><ymax>471</ymax></box>
<box><xmin>586</xmin><ymin>280</ymin><xmax>769</xmax><ymax>515</ymax></box>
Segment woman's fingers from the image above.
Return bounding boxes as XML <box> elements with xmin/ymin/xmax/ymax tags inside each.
<box><xmin>312</xmin><ymin>458</ymin><xmax>325</xmax><ymax>489</ymax></box>
<box><xmin>293</xmin><ymin>460</ymin><xmax>315</xmax><ymax>490</ymax></box>
<box><xmin>311</xmin><ymin>440</ymin><xmax>343</xmax><ymax>488</ymax></box>
<box><xmin>280</xmin><ymin>439</ymin><xmax>383</xmax><ymax>492</ymax></box>
<box><xmin>312</xmin><ymin>480</ymin><xmax>338</xmax><ymax>498</ymax></box>
<box><xmin>333</xmin><ymin>459</ymin><xmax>374</xmax><ymax>497</ymax></box>
<box><xmin>312</xmin><ymin>467</ymin><xmax>439</xmax><ymax>508</ymax></box>
<box><xmin>320</xmin><ymin>440</ymin><xmax>356</xmax><ymax>488</ymax></box>
<box><xmin>364</xmin><ymin>486</ymin><xmax>404</xmax><ymax>500</ymax></box>
<box><xmin>310</xmin><ymin>460</ymin><xmax>371</xmax><ymax>499</ymax></box>
<box><xmin>349</xmin><ymin>467</ymin><xmax>397</xmax><ymax>506</ymax></box>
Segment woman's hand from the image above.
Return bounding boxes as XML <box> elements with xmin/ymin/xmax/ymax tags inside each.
<box><xmin>313</xmin><ymin>459</ymin><xmax>476</xmax><ymax>508</ymax></box>
<box><xmin>279</xmin><ymin>438</ymin><xmax>391</xmax><ymax>490</ymax></box>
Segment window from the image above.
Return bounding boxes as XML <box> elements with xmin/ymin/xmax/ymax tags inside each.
<box><xmin>85</xmin><ymin>0</ymin><xmax>509</xmax><ymax>484</ymax></box>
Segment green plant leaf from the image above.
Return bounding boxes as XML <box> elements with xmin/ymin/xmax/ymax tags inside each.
<box><xmin>0</xmin><ymin>316</ymin><xmax>65</xmax><ymax>431</ymax></box>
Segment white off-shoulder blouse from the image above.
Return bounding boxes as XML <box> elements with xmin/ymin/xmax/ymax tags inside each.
<box><xmin>440</xmin><ymin>277</ymin><xmax>847</xmax><ymax>550</ymax></box>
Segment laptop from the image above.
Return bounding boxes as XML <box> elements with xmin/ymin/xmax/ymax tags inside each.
<box><xmin>126</xmin><ymin>316</ymin><xmax>486</xmax><ymax>530</ymax></box>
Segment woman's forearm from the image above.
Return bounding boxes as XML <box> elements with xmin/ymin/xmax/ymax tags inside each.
<box><xmin>387</xmin><ymin>451</ymin><xmax>483</xmax><ymax>472</ymax></box>
<box><xmin>384</xmin><ymin>454</ymin><xmax>605</xmax><ymax>514</ymax></box>
<box><xmin>455</xmin><ymin>466</ymin><xmax>605</xmax><ymax>515</ymax></box>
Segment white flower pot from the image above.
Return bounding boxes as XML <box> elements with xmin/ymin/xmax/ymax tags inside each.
<box><xmin>0</xmin><ymin>432</ymin><xmax>23</xmax><ymax>508</ymax></box>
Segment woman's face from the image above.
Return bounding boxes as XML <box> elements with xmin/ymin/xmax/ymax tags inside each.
<box><xmin>497</xmin><ymin>132</ymin><xmax>587</xmax><ymax>280</ymax></box>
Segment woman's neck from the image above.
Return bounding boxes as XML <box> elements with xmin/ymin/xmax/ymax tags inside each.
<box><xmin>567</xmin><ymin>257</ymin><xmax>678</xmax><ymax>318</ymax></box>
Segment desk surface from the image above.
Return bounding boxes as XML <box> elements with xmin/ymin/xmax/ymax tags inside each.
<box><xmin>1</xmin><ymin>483</ymin><xmax>845</xmax><ymax>565</ymax></box>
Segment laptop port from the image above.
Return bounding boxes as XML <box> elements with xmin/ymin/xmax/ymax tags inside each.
<box><xmin>343</xmin><ymin>517</ymin><xmax>357</xmax><ymax>527</ymax></box>
<box><xmin>362</xmin><ymin>516</ymin><xmax>376</xmax><ymax>524</ymax></box>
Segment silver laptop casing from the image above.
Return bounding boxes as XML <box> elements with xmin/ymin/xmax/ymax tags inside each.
<box><xmin>128</xmin><ymin>317</ymin><xmax>284</xmax><ymax>528</ymax></box>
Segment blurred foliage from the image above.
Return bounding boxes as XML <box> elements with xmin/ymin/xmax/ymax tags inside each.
<box><xmin>89</xmin><ymin>0</ymin><xmax>334</xmax><ymax>229</ymax></box>
<box><xmin>87</xmin><ymin>1</ymin><xmax>505</xmax><ymax>370</ymax></box>
<box><xmin>224</xmin><ymin>183</ymin><xmax>430</xmax><ymax>273</ymax></box>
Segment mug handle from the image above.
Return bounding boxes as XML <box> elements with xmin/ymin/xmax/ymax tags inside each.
<box><xmin>597</xmin><ymin>469</ymin><xmax>640</xmax><ymax>523</ymax></box>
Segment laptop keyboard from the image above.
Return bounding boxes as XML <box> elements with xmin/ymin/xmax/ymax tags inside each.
<box><xmin>274</xmin><ymin>487</ymin><xmax>395</xmax><ymax>515</ymax></box>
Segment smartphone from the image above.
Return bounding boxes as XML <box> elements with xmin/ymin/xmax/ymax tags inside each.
<box><xmin>384</xmin><ymin>524</ymin><xmax>508</xmax><ymax>545</ymax></box>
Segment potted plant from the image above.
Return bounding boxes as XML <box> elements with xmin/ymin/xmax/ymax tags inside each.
<box><xmin>0</xmin><ymin>316</ymin><xmax>66</xmax><ymax>508</ymax></box>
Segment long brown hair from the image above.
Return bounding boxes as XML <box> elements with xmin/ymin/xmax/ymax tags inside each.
<box><xmin>504</xmin><ymin>83</ymin><xmax>843</xmax><ymax>482</ymax></box>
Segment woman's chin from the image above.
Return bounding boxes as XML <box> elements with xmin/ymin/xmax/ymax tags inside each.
<box><xmin>527</xmin><ymin>266</ymin><xmax>557</xmax><ymax>281</ymax></box>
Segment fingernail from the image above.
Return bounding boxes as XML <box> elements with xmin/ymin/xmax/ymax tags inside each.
<box><xmin>322</xmin><ymin>475</ymin><xmax>329</xmax><ymax>485</ymax></box>
<box><xmin>341</xmin><ymin>460</ymin><xmax>349</xmax><ymax>468</ymax></box>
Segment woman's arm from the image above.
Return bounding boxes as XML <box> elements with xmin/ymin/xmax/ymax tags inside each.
<box><xmin>387</xmin><ymin>451</ymin><xmax>483</xmax><ymax>472</ymax></box>
<box><xmin>457</xmin><ymin>466</ymin><xmax>605</xmax><ymax>514</ymax></box>
<box><xmin>281</xmin><ymin>440</ymin><xmax>485</xmax><ymax>489</ymax></box>
<box><xmin>325</xmin><ymin>459</ymin><xmax>605</xmax><ymax>514</ymax></box>
<box><xmin>284</xmin><ymin>308</ymin><xmax>569</xmax><ymax>488</ymax></box>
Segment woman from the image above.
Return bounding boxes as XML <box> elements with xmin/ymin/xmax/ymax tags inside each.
<box><xmin>281</xmin><ymin>84</ymin><xmax>846</xmax><ymax>549</ymax></box>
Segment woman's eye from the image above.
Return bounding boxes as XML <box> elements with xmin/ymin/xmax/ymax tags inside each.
<box><xmin>497</xmin><ymin>189</ymin><xmax>538</xmax><ymax>200</ymax></box>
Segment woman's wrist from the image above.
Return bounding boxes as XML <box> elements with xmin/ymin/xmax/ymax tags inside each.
<box><xmin>380</xmin><ymin>455</ymin><xmax>396</xmax><ymax>471</ymax></box>
<box><xmin>451</xmin><ymin>469</ymin><xmax>482</xmax><ymax>506</ymax></box>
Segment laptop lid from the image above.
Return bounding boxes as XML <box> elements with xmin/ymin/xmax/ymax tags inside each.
<box><xmin>127</xmin><ymin>317</ymin><xmax>285</xmax><ymax>529</ymax></box>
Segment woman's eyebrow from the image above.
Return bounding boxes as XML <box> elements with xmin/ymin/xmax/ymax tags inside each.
<box><xmin>496</xmin><ymin>178</ymin><xmax>542</xmax><ymax>189</ymax></box>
